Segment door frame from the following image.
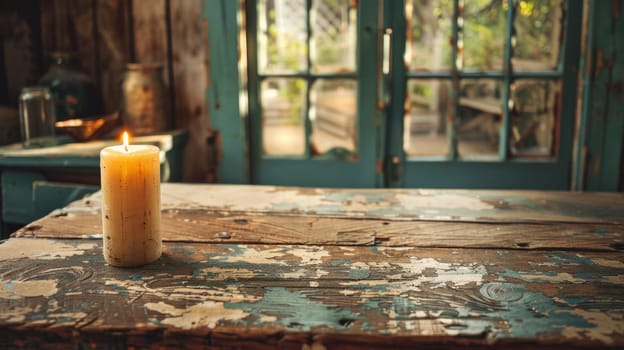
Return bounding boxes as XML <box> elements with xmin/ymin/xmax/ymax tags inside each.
<box><xmin>384</xmin><ymin>0</ymin><xmax>583</xmax><ymax>189</ymax></box>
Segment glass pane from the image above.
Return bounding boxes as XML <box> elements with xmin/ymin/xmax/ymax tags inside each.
<box><xmin>462</xmin><ymin>1</ymin><xmax>506</xmax><ymax>71</ymax></box>
<box><xmin>514</xmin><ymin>0</ymin><xmax>562</xmax><ymax>71</ymax></box>
<box><xmin>405</xmin><ymin>0</ymin><xmax>453</xmax><ymax>71</ymax></box>
<box><xmin>310</xmin><ymin>79</ymin><xmax>357</xmax><ymax>155</ymax></box>
<box><xmin>311</xmin><ymin>0</ymin><xmax>357</xmax><ymax>73</ymax></box>
<box><xmin>261</xmin><ymin>78</ymin><xmax>307</xmax><ymax>155</ymax></box>
<box><xmin>457</xmin><ymin>79</ymin><xmax>501</xmax><ymax>158</ymax></box>
<box><xmin>510</xmin><ymin>79</ymin><xmax>559</xmax><ymax>157</ymax></box>
<box><xmin>404</xmin><ymin>79</ymin><xmax>451</xmax><ymax>157</ymax></box>
<box><xmin>258</xmin><ymin>0</ymin><xmax>307</xmax><ymax>74</ymax></box>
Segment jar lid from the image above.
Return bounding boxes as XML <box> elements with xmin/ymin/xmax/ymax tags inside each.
<box><xmin>20</xmin><ymin>87</ymin><xmax>52</xmax><ymax>101</ymax></box>
<box><xmin>20</xmin><ymin>86</ymin><xmax>51</xmax><ymax>96</ymax></box>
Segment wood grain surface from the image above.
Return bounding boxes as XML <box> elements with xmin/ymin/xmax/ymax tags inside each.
<box><xmin>16</xmin><ymin>208</ymin><xmax>624</xmax><ymax>252</ymax></box>
<box><xmin>2</xmin><ymin>184</ymin><xmax>624</xmax><ymax>349</ymax></box>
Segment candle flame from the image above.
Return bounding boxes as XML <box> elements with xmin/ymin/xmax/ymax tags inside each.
<box><xmin>123</xmin><ymin>131</ymin><xmax>129</xmax><ymax>151</ymax></box>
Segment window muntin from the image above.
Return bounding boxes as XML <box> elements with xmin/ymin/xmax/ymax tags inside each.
<box><xmin>404</xmin><ymin>0</ymin><xmax>565</xmax><ymax>162</ymax></box>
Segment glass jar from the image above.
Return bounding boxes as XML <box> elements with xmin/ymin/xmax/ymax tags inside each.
<box><xmin>120</xmin><ymin>63</ymin><xmax>169</xmax><ymax>135</ymax></box>
<box><xmin>18</xmin><ymin>87</ymin><xmax>57</xmax><ymax>147</ymax></box>
<box><xmin>38</xmin><ymin>51</ymin><xmax>103</xmax><ymax>121</ymax></box>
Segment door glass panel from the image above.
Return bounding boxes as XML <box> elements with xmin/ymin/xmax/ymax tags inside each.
<box><xmin>311</xmin><ymin>0</ymin><xmax>357</xmax><ymax>73</ymax></box>
<box><xmin>310</xmin><ymin>79</ymin><xmax>357</xmax><ymax>155</ymax></box>
<box><xmin>514</xmin><ymin>0</ymin><xmax>562</xmax><ymax>71</ymax></box>
<box><xmin>405</xmin><ymin>0</ymin><xmax>453</xmax><ymax>71</ymax></box>
<box><xmin>510</xmin><ymin>79</ymin><xmax>559</xmax><ymax>157</ymax></box>
<box><xmin>457</xmin><ymin>79</ymin><xmax>501</xmax><ymax>158</ymax></box>
<box><xmin>261</xmin><ymin>78</ymin><xmax>307</xmax><ymax>156</ymax></box>
<box><xmin>463</xmin><ymin>1</ymin><xmax>505</xmax><ymax>71</ymax></box>
<box><xmin>404</xmin><ymin>79</ymin><xmax>451</xmax><ymax>157</ymax></box>
<box><xmin>257</xmin><ymin>0</ymin><xmax>307</xmax><ymax>74</ymax></box>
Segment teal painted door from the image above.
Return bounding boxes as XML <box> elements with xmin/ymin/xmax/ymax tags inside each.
<box><xmin>208</xmin><ymin>0</ymin><xmax>582</xmax><ymax>189</ymax></box>
<box><xmin>386</xmin><ymin>0</ymin><xmax>582</xmax><ymax>189</ymax></box>
<box><xmin>245</xmin><ymin>0</ymin><xmax>382</xmax><ymax>187</ymax></box>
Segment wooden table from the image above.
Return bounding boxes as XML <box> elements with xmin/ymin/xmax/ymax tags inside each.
<box><xmin>1</xmin><ymin>184</ymin><xmax>623</xmax><ymax>349</ymax></box>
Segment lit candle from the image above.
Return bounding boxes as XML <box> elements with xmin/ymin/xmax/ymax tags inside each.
<box><xmin>100</xmin><ymin>131</ymin><xmax>161</xmax><ymax>267</ymax></box>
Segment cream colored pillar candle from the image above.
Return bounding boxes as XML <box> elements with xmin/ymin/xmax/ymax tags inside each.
<box><xmin>100</xmin><ymin>132</ymin><xmax>161</xmax><ymax>267</ymax></box>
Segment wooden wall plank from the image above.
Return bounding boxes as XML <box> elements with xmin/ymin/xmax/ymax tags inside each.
<box><xmin>170</xmin><ymin>0</ymin><xmax>212</xmax><ymax>181</ymax></box>
<box><xmin>0</xmin><ymin>0</ymin><xmax>43</xmax><ymax>104</ymax></box>
<box><xmin>132</xmin><ymin>0</ymin><xmax>168</xmax><ymax>75</ymax></box>
<box><xmin>584</xmin><ymin>0</ymin><xmax>624</xmax><ymax>191</ymax></box>
<box><xmin>3</xmin><ymin>1</ymin><xmax>215</xmax><ymax>182</ymax></box>
<box><xmin>64</xmin><ymin>0</ymin><xmax>97</xmax><ymax>81</ymax></box>
<box><xmin>38</xmin><ymin>0</ymin><xmax>101</xmax><ymax>117</ymax></box>
<box><xmin>603</xmin><ymin>0</ymin><xmax>624</xmax><ymax>190</ymax></box>
<box><xmin>95</xmin><ymin>0</ymin><xmax>131</xmax><ymax>114</ymax></box>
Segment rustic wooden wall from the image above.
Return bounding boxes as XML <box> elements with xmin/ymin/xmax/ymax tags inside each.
<box><xmin>0</xmin><ymin>1</ymin><xmax>43</xmax><ymax>106</ymax></box>
<box><xmin>0</xmin><ymin>0</ymin><xmax>214</xmax><ymax>182</ymax></box>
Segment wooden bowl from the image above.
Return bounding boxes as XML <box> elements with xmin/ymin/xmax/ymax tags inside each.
<box><xmin>55</xmin><ymin>112</ymin><xmax>120</xmax><ymax>142</ymax></box>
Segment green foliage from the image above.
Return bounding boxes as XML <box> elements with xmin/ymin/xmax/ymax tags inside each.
<box><xmin>265</xmin><ymin>10</ymin><xmax>306</xmax><ymax>125</ymax></box>
<box><xmin>410</xmin><ymin>0</ymin><xmax>559</xmax><ymax>70</ymax></box>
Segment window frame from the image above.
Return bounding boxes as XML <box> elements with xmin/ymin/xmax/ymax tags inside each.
<box><xmin>206</xmin><ymin>0</ymin><xmax>584</xmax><ymax>189</ymax></box>
<box><xmin>245</xmin><ymin>0</ymin><xmax>383</xmax><ymax>187</ymax></box>
<box><xmin>385</xmin><ymin>0</ymin><xmax>583</xmax><ymax>189</ymax></box>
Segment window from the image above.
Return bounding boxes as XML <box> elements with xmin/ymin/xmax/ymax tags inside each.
<box><xmin>206</xmin><ymin>0</ymin><xmax>581</xmax><ymax>189</ymax></box>
<box><xmin>244</xmin><ymin>0</ymin><xmax>380</xmax><ymax>187</ymax></box>
<box><xmin>389</xmin><ymin>0</ymin><xmax>581</xmax><ymax>189</ymax></box>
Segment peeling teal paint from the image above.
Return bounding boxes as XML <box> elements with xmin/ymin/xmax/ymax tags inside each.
<box><xmin>167</xmin><ymin>244</ymin><xmax>200</xmax><ymax>257</ymax></box>
<box><xmin>337</xmin><ymin>281</ymin><xmax>393</xmax><ymax>292</ymax></box>
<box><xmin>545</xmin><ymin>253</ymin><xmax>594</xmax><ymax>266</ymax></box>
<box><xmin>502</xmin><ymin>269</ymin><xmax>558</xmax><ymax>283</ymax></box>
<box><xmin>184</xmin><ymin>247</ymin><xmax>198</xmax><ymax>255</ymax></box>
<box><xmin>572</xmin><ymin>271</ymin><xmax>609</xmax><ymax>282</ymax></box>
<box><xmin>325</xmin><ymin>191</ymin><xmax>395</xmax><ymax>204</ymax></box>
<box><xmin>360</xmin><ymin>321</ymin><xmax>375</xmax><ymax>331</ymax></box>
<box><xmin>218</xmin><ymin>244</ymin><xmax>248</xmax><ymax>256</ymax></box>
<box><xmin>105</xmin><ymin>283</ymin><xmax>130</xmax><ymax>296</ymax></box>
<box><xmin>127</xmin><ymin>274</ymin><xmax>144</xmax><ymax>281</ymax></box>
<box><xmin>330</xmin><ymin>259</ymin><xmax>351</xmax><ymax>266</ymax></box>
<box><xmin>555</xmin><ymin>296</ymin><xmax>588</xmax><ymax>306</ymax></box>
<box><xmin>210</xmin><ymin>244</ymin><xmax>287</xmax><ymax>265</ymax></box>
<box><xmin>228</xmin><ymin>287</ymin><xmax>357</xmax><ymax>330</ymax></box>
<box><xmin>54</xmin><ymin>317</ymin><xmax>75</xmax><ymax>324</ymax></box>
<box><xmin>474</xmin><ymin>283</ymin><xmax>595</xmax><ymax>339</ymax></box>
<box><xmin>349</xmin><ymin>267</ymin><xmax>371</xmax><ymax>280</ymax></box>
<box><xmin>26</xmin><ymin>313</ymin><xmax>47</xmax><ymax>321</ymax></box>
<box><xmin>594</xmin><ymin>229</ymin><xmax>609</xmax><ymax>236</ymax></box>
<box><xmin>497</xmin><ymin>288</ymin><xmax>593</xmax><ymax>339</ymax></box>
<box><xmin>361</xmin><ymin>300</ymin><xmax>381</xmax><ymax>312</ymax></box>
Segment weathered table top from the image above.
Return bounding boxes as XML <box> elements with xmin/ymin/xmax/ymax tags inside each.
<box><xmin>1</xmin><ymin>184</ymin><xmax>623</xmax><ymax>349</ymax></box>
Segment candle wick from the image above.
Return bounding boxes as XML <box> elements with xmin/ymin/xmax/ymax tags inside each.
<box><xmin>124</xmin><ymin>144</ymin><xmax>128</xmax><ymax>152</ymax></box>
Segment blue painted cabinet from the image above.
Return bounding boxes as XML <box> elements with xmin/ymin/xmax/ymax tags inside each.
<box><xmin>0</xmin><ymin>131</ymin><xmax>187</xmax><ymax>238</ymax></box>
